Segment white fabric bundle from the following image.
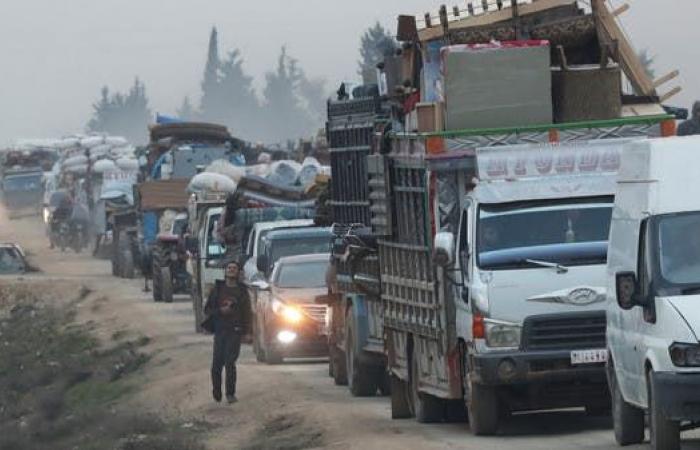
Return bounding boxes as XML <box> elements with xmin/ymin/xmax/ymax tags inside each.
<box><xmin>187</xmin><ymin>172</ymin><xmax>237</xmax><ymax>194</ymax></box>
<box><xmin>205</xmin><ymin>159</ymin><xmax>246</xmax><ymax>183</ymax></box>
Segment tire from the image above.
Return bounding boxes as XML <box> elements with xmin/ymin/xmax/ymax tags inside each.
<box><xmin>391</xmin><ymin>374</ymin><xmax>412</xmax><ymax>419</ymax></box>
<box><xmin>345</xmin><ymin>310</ymin><xmax>377</xmax><ymax>397</ymax></box>
<box><xmin>253</xmin><ymin>320</ymin><xmax>265</xmax><ymax>363</ymax></box>
<box><xmin>161</xmin><ymin>267</ymin><xmax>174</xmax><ymax>303</ymax></box>
<box><xmin>192</xmin><ymin>289</ymin><xmax>203</xmax><ymax>334</ymax></box>
<box><xmin>120</xmin><ymin>250</ymin><xmax>135</xmax><ymax>279</ymax></box>
<box><xmin>611</xmin><ymin>369</ymin><xmax>644</xmax><ymax>446</ymax></box>
<box><xmin>152</xmin><ymin>263</ymin><xmax>163</xmax><ymax>303</ymax></box>
<box><xmin>332</xmin><ymin>347</ymin><xmax>348</xmax><ymax>386</ymax></box>
<box><xmin>466</xmin><ymin>377</ymin><xmax>500</xmax><ymax>436</ymax></box>
<box><xmin>649</xmin><ymin>372</ymin><xmax>680</xmax><ymax>450</ymax></box>
<box><xmin>408</xmin><ymin>344</ymin><xmax>444</xmax><ymax>423</ymax></box>
<box><xmin>378</xmin><ymin>371</ymin><xmax>391</xmax><ymax>397</ymax></box>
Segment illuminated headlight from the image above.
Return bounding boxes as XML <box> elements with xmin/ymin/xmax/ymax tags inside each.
<box><xmin>272</xmin><ymin>299</ymin><xmax>303</xmax><ymax>324</ymax></box>
<box><xmin>669</xmin><ymin>343</ymin><xmax>700</xmax><ymax>367</ymax></box>
<box><xmin>43</xmin><ymin>208</ymin><xmax>50</xmax><ymax>224</ymax></box>
<box><xmin>485</xmin><ymin>320</ymin><xmax>521</xmax><ymax>349</ymax></box>
<box><xmin>277</xmin><ymin>330</ymin><xmax>297</xmax><ymax>344</ymax></box>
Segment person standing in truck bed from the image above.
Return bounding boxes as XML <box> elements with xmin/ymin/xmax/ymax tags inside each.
<box><xmin>203</xmin><ymin>260</ymin><xmax>251</xmax><ymax>404</ymax></box>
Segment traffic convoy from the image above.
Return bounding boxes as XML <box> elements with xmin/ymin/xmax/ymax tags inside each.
<box><xmin>1</xmin><ymin>1</ymin><xmax>699</xmax><ymax>449</ymax></box>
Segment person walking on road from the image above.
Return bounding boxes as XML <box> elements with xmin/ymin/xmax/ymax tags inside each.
<box><xmin>678</xmin><ymin>101</ymin><xmax>700</xmax><ymax>136</ymax></box>
<box><xmin>204</xmin><ymin>260</ymin><xmax>251</xmax><ymax>404</ymax></box>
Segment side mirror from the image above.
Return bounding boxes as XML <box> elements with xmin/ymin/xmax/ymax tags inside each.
<box><xmin>616</xmin><ymin>272</ymin><xmax>639</xmax><ymax>310</ymax></box>
<box><xmin>256</xmin><ymin>255</ymin><xmax>268</xmax><ymax>273</ymax></box>
<box><xmin>433</xmin><ymin>232</ymin><xmax>456</xmax><ymax>267</ymax></box>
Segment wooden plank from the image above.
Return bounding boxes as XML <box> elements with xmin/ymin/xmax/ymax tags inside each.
<box><xmin>653</xmin><ymin>70</ymin><xmax>680</xmax><ymax>89</ymax></box>
<box><xmin>612</xmin><ymin>3</ymin><xmax>629</xmax><ymax>16</ymax></box>
<box><xmin>660</xmin><ymin>86</ymin><xmax>682</xmax><ymax>103</ymax></box>
<box><xmin>418</xmin><ymin>0</ymin><xmax>576</xmax><ymax>41</ymax></box>
<box><xmin>592</xmin><ymin>0</ymin><xmax>656</xmax><ymax>96</ymax></box>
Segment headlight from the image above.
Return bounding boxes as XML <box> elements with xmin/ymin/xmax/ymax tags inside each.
<box><xmin>669</xmin><ymin>343</ymin><xmax>700</xmax><ymax>367</ymax></box>
<box><xmin>272</xmin><ymin>299</ymin><xmax>303</xmax><ymax>324</ymax></box>
<box><xmin>485</xmin><ymin>320</ymin><xmax>521</xmax><ymax>349</ymax></box>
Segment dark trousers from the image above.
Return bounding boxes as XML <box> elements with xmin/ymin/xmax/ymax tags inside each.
<box><xmin>211</xmin><ymin>330</ymin><xmax>242</xmax><ymax>397</ymax></box>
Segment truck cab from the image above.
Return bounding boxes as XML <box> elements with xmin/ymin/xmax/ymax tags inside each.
<box><xmin>607</xmin><ymin>136</ymin><xmax>700</xmax><ymax>450</ymax></box>
<box><xmin>435</xmin><ymin>141</ymin><xmax>624</xmax><ymax>433</ymax></box>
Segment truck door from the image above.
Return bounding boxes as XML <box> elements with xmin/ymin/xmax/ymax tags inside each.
<box><xmin>202</xmin><ymin>210</ymin><xmax>225</xmax><ymax>292</ymax></box>
<box><xmin>617</xmin><ymin>220</ymin><xmax>651</xmax><ymax>406</ymax></box>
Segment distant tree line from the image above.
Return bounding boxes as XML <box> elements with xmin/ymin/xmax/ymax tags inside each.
<box><xmin>87</xmin><ymin>23</ymin><xmax>396</xmax><ymax>145</ymax></box>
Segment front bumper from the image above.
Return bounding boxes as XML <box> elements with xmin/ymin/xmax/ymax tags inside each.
<box><xmin>472</xmin><ymin>349</ymin><xmax>607</xmax><ymax>386</ymax></box>
<box><xmin>652</xmin><ymin>372</ymin><xmax>700</xmax><ymax>422</ymax></box>
<box><xmin>266</xmin><ymin>318</ymin><xmax>329</xmax><ymax>358</ymax></box>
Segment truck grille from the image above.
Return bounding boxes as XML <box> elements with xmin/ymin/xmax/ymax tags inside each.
<box><xmin>521</xmin><ymin>311</ymin><xmax>606</xmax><ymax>351</ymax></box>
<box><xmin>301</xmin><ymin>304</ymin><xmax>328</xmax><ymax>324</ymax></box>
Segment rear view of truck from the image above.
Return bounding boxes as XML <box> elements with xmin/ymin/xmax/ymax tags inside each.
<box><xmin>325</xmin><ymin>94</ymin><xmax>389</xmax><ymax>396</ymax></box>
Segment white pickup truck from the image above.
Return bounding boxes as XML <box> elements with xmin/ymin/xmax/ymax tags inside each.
<box><xmin>607</xmin><ymin>136</ymin><xmax>700</xmax><ymax>450</ymax></box>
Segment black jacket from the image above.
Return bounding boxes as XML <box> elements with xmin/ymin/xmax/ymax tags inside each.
<box><xmin>204</xmin><ymin>280</ymin><xmax>251</xmax><ymax>334</ymax></box>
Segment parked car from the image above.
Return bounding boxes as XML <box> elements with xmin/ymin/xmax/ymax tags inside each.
<box><xmin>0</xmin><ymin>243</ymin><xmax>30</xmax><ymax>274</ymax></box>
<box><xmin>252</xmin><ymin>254</ymin><xmax>330</xmax><ymax>364</ymax></box>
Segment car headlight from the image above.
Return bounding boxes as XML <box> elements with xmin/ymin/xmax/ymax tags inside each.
<box><xmin>669</xmin><ymin>343</ymin><xmax>700</xmax><ymax>367</ymax></box>
<box><xmin>272</xmin><ymin>299</ymin><xmax>303</xmax><ymax>324</ymax></box>
<box><xmin>485</xmin><ymin>320</ymin><xmax>521</xmax><ymax>349</ymax></box>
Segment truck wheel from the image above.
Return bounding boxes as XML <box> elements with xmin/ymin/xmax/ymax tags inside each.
<box><xmin>391</xmin><ymin>374</ymin><xmax>412</xmax><ymax>419</ymax></box>
<box><xmin>332</xmin><ymin>348</ymin><xmax>348</xmax><ymax>386</ymax></box>
<box><xmin>611</xmin><ymin>369</ymin><xmax>644</xmax><ymax>445</ymax></box>
<box><xmin>120</xmin><ymin>250</ymin><xmax>135</xmax><ymax>279</ymax></box>
<box><xmin>192</xmin><ymin>289</ymin><xmax>203</xmax><ymax>334</ymax></box>
<box><xmin>378</xmin><ymin>371</ymin><xmax>391</xmax><ymax>397</ymax></box>
<box><xmin>152</xmin><ymin>263</ymin><xmax>163</xmax><ymax>303</ymax></box>
<box><xmin>345</xmin><ymin>310</ymin><xmax>376</xmax><ymax>396</ymax></box>
<box><xmin>466</xmin><ymin>378</ymin><xmax>500</xmax><ymax>435</ymax></box>
<box><xmin>161</xmin><ymin>267</ymin><xmax>174</xmax><ymax>303</ymax></box>
<box><xmin>649</xmin><ymin>372</ymin><xmax>680</xmax><ymax>450</ymax></box>
<box><xmin>409</xmin><ymin>345</ymin><xmax>444</xmax><ymax>423</ymax></box>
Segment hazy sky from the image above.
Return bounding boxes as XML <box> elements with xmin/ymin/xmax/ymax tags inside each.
<box><xmin>0</xmin><ymin>0</ymin><xmax>697</xmax><ymax>146</ymax></box>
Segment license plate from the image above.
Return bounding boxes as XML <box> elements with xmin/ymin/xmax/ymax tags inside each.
<box><xmin>571</xmin><ymin>349</ymin><xmax>608</xmax><ymax>365</ymax></box>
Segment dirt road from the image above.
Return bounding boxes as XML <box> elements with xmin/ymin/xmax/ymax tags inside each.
<box><xmin>3</xmin><ymin>211</ymin><xmax>700</xmax><ymax>450</ymax></box>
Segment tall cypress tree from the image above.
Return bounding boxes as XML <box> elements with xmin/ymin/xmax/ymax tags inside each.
<box><xmin>200</xmin><ymin>27</ymin><xmax>221</xmax><ymax>120</ymax></box>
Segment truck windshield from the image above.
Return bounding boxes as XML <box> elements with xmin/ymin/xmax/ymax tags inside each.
<box><xmin>657</xmin><ymin>213</ymin><xmax>700</xmax><ymax>287</ymax></box>
<box><xmin>478</xmin><ymin>198</ymin><xmax>613</xmax><ymax>270</ymax></box>
<box><xmin>275</xmin><ymin>260</ymin><xmax>329</xmax><ymax>289</ymax></box>
<box><xmin>3</xmin><ymin>174</ymin><xmax>42</xmax><ymax>192</ymax></box>
<box><xmin>270</xmin><ymin>237</ymin><xmax>330</xmax><ymax>268</ymax></box>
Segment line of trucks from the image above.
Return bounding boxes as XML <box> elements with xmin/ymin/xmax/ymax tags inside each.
<box><xmin>89</xmin><ymin>2</ymin><xmax>699</xmax><ymax>448</ymax></box>
<box><xmin>288</xmin><ymin>2</ymin><xmax>700</xmax><ymax>449</ymax></box>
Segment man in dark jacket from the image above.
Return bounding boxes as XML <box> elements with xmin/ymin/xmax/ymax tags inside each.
<box><xmin>678</xmin><ymin>101</ymin><xmax>700</xmax><ymax>136</ymax></box>
<box><xmin>204</xmin><ymin>260</ymin><xmax>251</xmax><ymax>404</ymax></box>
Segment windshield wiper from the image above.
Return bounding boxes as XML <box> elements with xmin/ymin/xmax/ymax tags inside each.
<box><xmin>523</xmin><ymin>259</ymin><xmax>569</xmax><ymax>274</ymax></box>
<box><xmin>680</xmin><ymin>286</ymin><xmax>700</xmax><ymax>295</ymax></box>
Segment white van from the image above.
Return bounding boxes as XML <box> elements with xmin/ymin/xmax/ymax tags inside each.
<box><xmin>607</xmin><ymin>136</ymin><xmax>700</xmax><ymax>450</ymax></box>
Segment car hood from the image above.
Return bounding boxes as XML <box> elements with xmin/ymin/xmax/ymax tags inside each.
<box><xmin>272</xmin><ymin>286</ymin><xmax>327</xmax><ymax>304</ymax></box>
<box><xmin>667</xmin><ymin>296</ymin><xmax>700</xmax><ymax>340</ymax></box>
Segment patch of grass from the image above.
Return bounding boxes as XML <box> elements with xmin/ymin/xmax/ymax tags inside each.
<box><xmin>0</xmin><ymin>285</ymin><xmax>204</xmax><ymax>450</ymax></box>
